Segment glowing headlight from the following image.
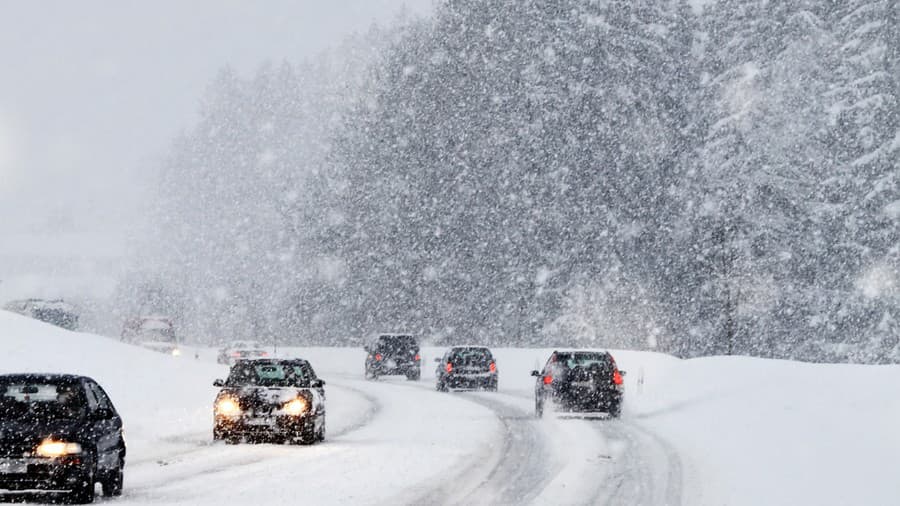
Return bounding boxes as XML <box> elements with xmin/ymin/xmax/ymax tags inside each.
<box><xmin>215</xmin><ymin>397</ymin><xmax>242</xmax><ymax>416</ymax></box>
<box><xmin>172</xmin><ymin>348</ymin><xmax>182</xmax><ymax>356</ymax></box>
<box><xmin>282</xmin><ymin>398</ymin><xmax>309</xmax><ymax>416</ymax></box>
<box><xmin>35</xmin><ymin>440</ymin><xmax>83</xmax><ymax>458</ymax></box>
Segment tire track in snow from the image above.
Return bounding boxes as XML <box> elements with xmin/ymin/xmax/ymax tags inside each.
<box><xmin>122</xmin><ymin>382</ymin><xmax>381</xmax><ymax>498</ymax></box>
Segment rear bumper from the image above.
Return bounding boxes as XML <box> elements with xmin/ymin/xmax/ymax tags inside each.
<box><xmin>548</xmin><ymin>388</ymin><xmax>621</xmax><ymax>412</ymax></box>
<box><xmin>368</xmin><ymin>362</ymin><xmax>419</xmax><ymax>375</ymax></box>
<box><xmin>443</xmin><ymin>374</ymin><xmax>496</xmax><ymax>389</ymax></box>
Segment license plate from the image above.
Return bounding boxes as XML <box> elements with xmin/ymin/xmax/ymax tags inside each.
<box><xmin>247</xmin><ymin>417</ymin><xmax>274</xmax><ymax>426</ymax></box>
<box><xmin>0</xmin><ymin>459</ymin><xmax>28</xmax><ymax>474</ymax></box>
<box><xmin>385</xmin><ymin>359</ymin><xmax>396</xmax><ymax>368</ymax></box>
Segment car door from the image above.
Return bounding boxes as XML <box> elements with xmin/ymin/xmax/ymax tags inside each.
<box><xmin>83</xmin><ymin>381</ymin><xmax>123</xmax><ymax>471</ymax></box>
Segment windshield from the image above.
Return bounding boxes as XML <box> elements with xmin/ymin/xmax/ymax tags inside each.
<box><xmin>225</xmin><ymin>363</ymin><xmax>311</xmax><ymax>387</ymax></box>
<box><xmin>0</xmin><ymin>380</ymin><xmax>87</xmax><ymax>421</ymax></box>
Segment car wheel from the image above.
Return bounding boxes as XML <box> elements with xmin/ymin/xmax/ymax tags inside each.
<box><xmin>224</xmin><ymin>433</ymin><xmax>241</xmax><ymax>445</ymax></box>
<box><xmin>487</xmin><ymin>380</ymin><xmax>498</xmax><ymax>392</ymax></box>
<box><xmin>67</xmin><ymin>460</ymin><xmax>96</xmax><ymax>504</ymax></box>
<box><xmin>317</xmin><ymin>415</ymin><xmax>326</xmax><ymax>442</ymax></box>
<box><xmin>406</xmin><ymin>370</ymin><xmax>420</xmax><ymax>381</ymax></box>
<box><xmin>101</xmin><ymin>459</ymin><xmax>124</xmax><ymax>497</ymax></box>
<box><xmin>608</xmin><ymin>401</ymin><xmax>622</xmax><ymax>419</ymax></box>
<box><xmin>535</xmin><ymin>398</ymin><xmax>544</xmax><ymax>418</ymax></box>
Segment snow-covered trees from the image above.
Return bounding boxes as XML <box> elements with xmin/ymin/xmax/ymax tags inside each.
<box><xmin>139</xmin><ymin>0</ymin><xmax>899</xmax><ymax>362</ymax></box>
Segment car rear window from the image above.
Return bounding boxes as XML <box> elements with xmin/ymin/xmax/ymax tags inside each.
<box><xmin>449</xmin><ymin>348</ymin><xmax>492</xmax><ymax>366</ymax></box>
<box><xmin>376</xmin><ymin>335</ymin><xmax>417</xmax><ymax>353</ymax></box>
<box><xmin>556</xmin><ymin>352</ymin><xmax>613</xmax><ymax>370</ymax></box>
<box><xmin>0</xmin><ymin>381</ymin><xmax>88</xmax><ymax>421</ymax></box>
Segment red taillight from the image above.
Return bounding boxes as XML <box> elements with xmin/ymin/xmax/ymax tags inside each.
<box><xmin>415</xmin><ymin>353</ymin><xmax>421</xmax><ymax>361</ymax></box>
<box><xmin>231</xmin><ymin>352</ymin><xmax>241</xmax><ymax>357</ymax></box>
<box><xmin>543</xmin><ymin>375</ymin><xmax>553</xmax><ymax>385</ymax></box>
<box><xmin>489</xmin><ymin>362</ymin><xmax>497</xmax><ymax>373</ymax></box>
<box><xmin>375</xmin><ymin>353</ymin><xmax>383</xmax><ymax>361</ymax></box>
<box><xmin>445</xmin><ymin>362</ymin><xmax>453</xmax><ymax>373</ymax></box>
<box><xmin>612</xmin><ymin>370</ymin><xmax>623</xmax><ymax>385</ymax></box>
<box><xmin>261</xmin><ymin>351</ymin><xmax>268</xmax><ymax>357</ymax></box>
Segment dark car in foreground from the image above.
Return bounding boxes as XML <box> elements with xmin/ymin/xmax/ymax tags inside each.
<box><xmin>435</xmin><ymin>346</ymin><xmax>498</xmax><ymax>391</ymax></box>
<box><xmin>0</xmin><ymin>374</ymin><xmax>126</xmax><ymax>503</ymax></box>
<box><xmin>213</xmin><ymin>359</ymin><xmax>326</xmax><ymax>444</ymax></box>
<box><xmin>532</xmin><ymin>351</ymin><xmax>625</xmax><ymax>418</ymax></box>
<box><xmin>364</xmin><ymin>334</ymin><xmax>421</xmax><ymax>380</ymax></box>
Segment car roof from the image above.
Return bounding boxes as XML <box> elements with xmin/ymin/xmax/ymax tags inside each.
<box><xmin>0</xmin><ymin>373</ymin><xmax>91</xmax><ymax>383</ymax></box>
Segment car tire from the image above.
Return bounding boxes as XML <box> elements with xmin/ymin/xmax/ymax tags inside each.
<box><xmin>608</xmin><ymin>401</ymin><xmax>622</xmax><ymax>419</ymax></box>
<box><xmin>101</xmin><ymin>460</ymin><xmax>124</xmax><ymax>497</ymax></box>
<box><xmin>317</xmin><ymin>415</ymin><xmax>326</xmax><ymax>442</ymax></box>
<box><xmin>487</xmin><ymin>380</ymin><xmax>498</xmax><ymax>392</ymax></box>
<box><xmin>406</xmin><ymin>370</ymin><xmax>420</xmax><ymax>381</ymax></box>
<box><xmin>67</xmin><ymin>461</ymin><xmax>96</xmax><ymax>504</ymax></box>
<box><xmin>535</xmin><ymin>398</ymin><xmax>544</xmax><ymax>418</ymax></box>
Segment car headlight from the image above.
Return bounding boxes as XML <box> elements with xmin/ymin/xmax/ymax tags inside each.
<box><xmin>282</xmin><ymin>398</ymin><xmax>309</xmax><ymax>416</ymax></box>
<box><xmin>172</xmin><ymin>348</ymin><xmax>182</xmax><ymax>356</ymax></box>
<box><xmin>35</xmin><ymin>439</ymin><xmax>83</xmax><ymax>458</ymax></box>
<box><xmin>215</xmin><ymin>397</ymin><xmax>242</xmax><ymax>416</ymax></box>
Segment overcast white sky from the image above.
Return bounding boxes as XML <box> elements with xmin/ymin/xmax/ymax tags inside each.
<box><xmin>0</xmin><ymin>0</ymin><xmax>431</xmax><ymax>243</ymax></box>
<box><xmin>0</xmin><ymin>0</ymin><xmax>431</xmax><ymax>299</ymax></box>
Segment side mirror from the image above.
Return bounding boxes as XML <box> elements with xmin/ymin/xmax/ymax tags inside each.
<box><xmin>530</xmin><ymin>370</ymin><xmax>541</xmax><ymax>377</ymax></box>
<box><xmin>434</xmin><ymin>358</ymin><xmax>442</xmax><ymax>363</ymax></box>
<box><xmin>619</xmin><ymin>370</ymin><xmax>627</xmax><ymax>377</ymax></box>
<box><xmin>213</xmin><ymin>379</ymin><xmax>225</xmax><ymax>387</ymax></box>
<box><xmin>312</xmin><ymin>379</ymin><xmax>325</xmax><ymax>388</ymax></box>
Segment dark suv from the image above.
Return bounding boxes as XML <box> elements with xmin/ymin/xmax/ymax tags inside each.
<box><xmin>364</xmin><ymin>334</ymin><xmax>421</xmax><ymax>381</ymax></box>
<box><xmin>0</xmin><ymin>374</ymin><xmax>126</xmax><ymax>503</ymax></box>
<box><xmin>435</xmin><ymin>346</ymin><xmax>498</xmax><ymax>391</ymax></box>
<box><xmin>531</xmin><ymin>351</ymin><xmax>625</xmax><ymax>418</ymax></box>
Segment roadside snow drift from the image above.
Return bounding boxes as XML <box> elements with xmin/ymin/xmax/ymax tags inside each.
<box><xmin>2</xmin><ymin>310</ymin><xmax>899</xmax><ymax>505</ymax></box>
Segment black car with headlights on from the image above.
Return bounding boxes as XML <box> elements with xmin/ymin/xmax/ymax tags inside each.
<box><xmin>364</xmin><ymin>333</ymin><xmax>421</xmax><ymax>380</ymax></box>
<box><xmin>435</xmin><ymin>346</ymin><xmax>498</xmax><ymax>391</ymax></box>
<box><xmin>532</xmin><ymin>351</ymin><xmax>625</xmax><ymax>418</ymax></box>
<box><xmin>0</xmin><ymin>374</ymin><xmax>126</xmax><ymax>503</ymax></box>
<box><xmin>213</xmin><ymin>359</ymin><xmax>326</xmax><ymax>445</ymax></box>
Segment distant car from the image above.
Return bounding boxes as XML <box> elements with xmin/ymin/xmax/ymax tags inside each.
<box><xmin>435</xmin><ymin>346</ymin><xmax>498</xmax><ymax>391</ymax></box>
<box><xmin>212</xmin><ymin>358</ymin><xmax>326</xmax><ymax>444</ymax></box>
<box><xmin>217</xmin><ymin>341</ymin><xmax>269</xmax><ymax>365</ymax></box>
<box><xmin>531</xmin><ymin>350</ymin><xmax>625</xmax><ymax>418</ymax></box>
<box><xmin>364</xmin><ymin>333</ymin><xmax>421</xmax><ymax>380</ymax></box>
<box><xmin>121</xmin><ymin>316</ymin><xmax>182</xmax><ymax>356</ymax></box>
<box><xmin>3</xmin><ymin>299</ymin><xmax>79</xmax><ymax>331</ymax></box>
<box><xmin>0</xmin><ymin>374</ymin><xmax>126</xmax><ymax>503</ymax></box>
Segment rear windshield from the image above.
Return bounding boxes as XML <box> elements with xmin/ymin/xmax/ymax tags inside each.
<box><xmin>376</xmin><ymin>335</ymin><xmax>418</xmax><ymax>353</ymax></box>
<box><xmin>555</xmin><ymin>352</ymin><xmax>612</xmax><ymax>370</ymax></box>
<box><xmin>449</xmin><ymin>348</ymin><xmax>492</xmax><ymax>366</ymax></box>
<box><xmin>0</xmin><ymin>380</ymin><xmax>88</xmax><ymax>421</ymax></box>
<box><xmin>226</xmin><ymin>362</ymin><xmax>311</xmax><ymax>387</ymax></box>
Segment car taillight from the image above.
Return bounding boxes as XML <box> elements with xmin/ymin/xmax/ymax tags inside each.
<box><xmin>261</xmin><ymin>351</ymin><xmax>268</xmax><ymax>357</ymax></box>
<box><xmin>415</xmin><ymin>353</ymin><xmax>421</xmax><ymax>361</ymax></box>
<box><xmin>231</xmin><ymin>352</ymin><xmax>241</xmax><ymax>357</ymax></box>
<box><xmin>543</xmin><ymin>375</ymin><xmax>552</xmax><ymax>385</ymax></box>
<box><xmin>489</xmin><ymin>362</ymin><xmax>497</xmax><ymax>373</ymax></box>
<box><xmin>445</xmin><ymin>362</ymin><xmax>453</xmax><ymax>373</ymax></box>
<box><xmin>613</xmin><ymin>370</ymin><xmax>623</xmax><ymax>385</ymax></box>
<box><xmin>375</xmin><ymin>353</ymin><xmax>383</xmax><ymax>361</ymax></box>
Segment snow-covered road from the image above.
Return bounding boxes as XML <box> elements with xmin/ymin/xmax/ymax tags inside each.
<box><xmin>6</xmin><ymin>311</ymin><xmax>898</xmax><ymax>505</ymax></box>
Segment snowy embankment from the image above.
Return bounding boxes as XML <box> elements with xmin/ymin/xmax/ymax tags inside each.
<box><xmin>2</xmin><ymin>309</ymin><xmax>899</xmax><ymax>505</ymax></box>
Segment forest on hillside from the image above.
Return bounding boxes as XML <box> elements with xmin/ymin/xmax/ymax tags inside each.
<box><xmin>129</xmin><ymin>0</ymin><xmax>899</xmax><ymax>363</ymax></box>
